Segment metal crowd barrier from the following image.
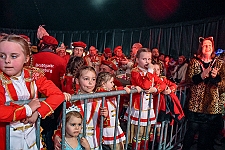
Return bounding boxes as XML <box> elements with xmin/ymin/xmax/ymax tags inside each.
<box><xmin>5</xmin><ymin>86</ymin><xmax>188</xmax><ymax>150</ymax></box>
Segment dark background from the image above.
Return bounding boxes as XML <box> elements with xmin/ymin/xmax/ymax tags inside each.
<box><xmin>1</xmin><ymin>0</ymin><xmax>225</xmax><ymax>31</ymax></box>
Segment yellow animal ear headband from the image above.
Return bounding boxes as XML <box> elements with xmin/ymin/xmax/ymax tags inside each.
<box><xmin>66</xmin><ymin>105</ymin><xmax>80</xmax><ymax>114</ymax></box>
<box><xmin>199</xmin><ymin>36</ymin><xmax>213</xmax><ymax>43</ymax></box>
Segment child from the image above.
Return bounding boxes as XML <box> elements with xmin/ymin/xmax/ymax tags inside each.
<box><xmin>0</xmin><ymin>34</ymin><xmax>65</xmax><ymax>150</ymax></box>
<box><xmin>54</xmin><ymin>66</ymin><xmax>109</xmax><ymax>150</ymax></box>
<box><xmin>96</xmin><ymin>72</ymin><xmax>131</xmax><ymax>150</ymax></box>
<box><xmin>62</xmin><ymin>56</ymin><xmax>84</xmax><ymax>94</ymax></box>
<box><xmin>124</xmin><ymin>48</ymin><xmax>166</xmax><ymax>150</ymax></box>
<box><xmin>65</xmin><ymin>105</ymin><xmax>90</xmax><ymax>150</ymax></box>
<box><xmin>153</xmin><ymin>63</ymin><xmax>185</xmax><ymax>142</ymax></box>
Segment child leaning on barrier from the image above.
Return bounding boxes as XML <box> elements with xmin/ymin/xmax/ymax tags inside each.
<box><xmin>152</xmin><ymin>63</ymin><xmax>185</xmax><ymax>143</ymax></box>
<box><xmin>64</xmin><ymin>105</ymin><xmax>90</xmax><ymax>150</ymax></box>
<box><xmin>0</xmin><ymin>34</ymin><xmax>66</xmax><ymax>150</ymax></box>
<box><xmin>54</xmin><ymin>66</ymin><xmax>109</xmax><ymax>150</ymax></box>
<box><xmin>124</xmin><ymin>48</ymin><xmax>166</xmax><ymax>150</ymax></box>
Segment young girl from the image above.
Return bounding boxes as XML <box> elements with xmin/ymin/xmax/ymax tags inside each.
<box><xmin>125</xmin><ymin>48</ymin><xmax>166</xmax><ymax>150</ymax></box>
<box><xmin>54</xmin><ymin>66</ymin><xmax>109</xmax><ymax>150</ymax></box>
<box><xmin>65</xmin><ymin>105</ymin><xmax>90</xmax><ymax>150</ymax></box>
<box><xmin>96</xmin><ymin>72</ymin><xmax>131</xmax><ymax>150</ymax></box>
<box><xmin>61</xmin><ymin>56</ymin><xmax>84</xmax><ymax>94</ymax></box>
<box><xmin>0</xmin><ymin>35</ymin><xmax>65</xmax><ymax>150</ymax></box>
<box><xmin>152</xmin><ymin>63</ymin><xmax>184</xmax><ymax>142</ymax></box>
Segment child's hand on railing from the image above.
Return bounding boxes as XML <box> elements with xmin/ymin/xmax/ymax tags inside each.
<box><xmin>100</xmin><ymin>107</ymin><xmax>108</xmax><ymax>117</ymax></box>
<box><xmin>28</xmin><ymin>98</ymin><xmax>41</xmax><ymax>112</ymax></box>
<box><xmin>54</xmin><ymin>135</ymin><xmax>62</xmax><ymax>150</ymax></box>
<box><xmin>162</xmin><ymin>86</ymin><xmax>172</xmax><ymax>95</ymax></box>
<box><xmin>27</xmin><ymin>111</ymin><xmax>39</xmax><ymax>124</ymax></box>
<box><xmin>80</xmin><ymin>137</ymin><xmax>91</xmax><ymax>150</ymax></box>
<box><xmin>63</xmin><ymin>92</ymin><xmax>71</xmax><ymax>102</ymax></box>
<box><xmin>145</xmin><ymin>87</ymin><xmax>157</xmax><ymax>93</ymax></box>
<box><xmin>135</xmin><ymin>86</ymin><xmax>142</xmax><ymax>93</ymax></box>
<box><xmin>124</xmin><ymin>87</ymin><xmax>131</xmax><ymax>94</ymax></box>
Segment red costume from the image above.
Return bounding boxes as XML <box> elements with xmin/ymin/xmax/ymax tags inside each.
<box><xmin>33</xmin><ymin>51</ymin><xmax>66</xmax><ymax>90</ymax></box>
<box><xmin>0</xmin><ymin>67</ymin><xmax>64</xmax><ymax>150</ymax></box>
<box><xmin>130</xmin><ymin>67</ymin><xmax>166</xmax><ymax>111</ymax></box>
<box><xmin>153</xmin><ymin>77</ymin><xmax>185</xmax><ymax>123</ymax></box>
<box><xmin>95</xmin><ymin>87</ymin><xmax>125</xmax><ymax>147</ymax></box>
<box><xmin>124</xmin><ymin>67</ymin><xmax>166</xmax><ymax>149</ymax></box>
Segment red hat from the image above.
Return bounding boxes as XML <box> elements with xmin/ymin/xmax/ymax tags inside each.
<box><xmin>114</xmin><ymin>46</ymin><xmax>122</xmax><ymax>53</ymax></box>
<box><xmin>104</xmin><ymin>48</ymin><xmax>112</xmax><ymax>53</ymax></box>
<box><xmin>19</xmin><ymin>34</ymin><xmax>30</xmax><ymax>42</ymax></box>
<box><xmin>101</xmin><ymin>60</ymin><xmax>118</xmax><ymax>71</ymax></box>
<box><xmin>72</xmin><ymin>41</ymin><xmax>87</xmax><ymax>48</ymax></box>
<box><xmin>42</xmin><ymin>35</ymin><xmax>58</xmax><ymax>46</ymax></box>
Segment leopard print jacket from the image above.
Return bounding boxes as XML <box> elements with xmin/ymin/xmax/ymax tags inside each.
<box><xmin>186</xmin><ymin>57</ymin><xmax>225</xmax><ymax>114</ymax></box>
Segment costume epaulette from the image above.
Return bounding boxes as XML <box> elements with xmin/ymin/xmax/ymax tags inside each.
<box><xmin>0</xmin><ymin>71</ymin><xmax>11</xmax><ymax>84</ymax></box>
<box><xmin>24</xmin><ymin>67</ymin><xmax>45</xmax><ymax>80</ymax></box>
<box><xmin>131</xmin><ymin>67</ymin><xmax>139</xmax><ymax>72</ymax></box>
<box><xmin>160</xmin><ymin>76</ymin><xmax>166</xmax><ymax>79</ymax></box>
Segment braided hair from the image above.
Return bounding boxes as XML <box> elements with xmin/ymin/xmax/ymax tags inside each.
<box><xmin>66</xmin><ymin>57</ymin><xmax>84</xmax><ymax>77</ymax></box>
<box><xmin>96</xmin><ymin>72</ymin><xmax>114</xmax><ymax>89</ymax></box>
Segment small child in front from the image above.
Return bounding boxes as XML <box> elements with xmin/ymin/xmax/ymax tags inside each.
<box><xmin>65</xmin><ymin>105</ymin><xmax>90</xmax><ymax>150</ymax></box>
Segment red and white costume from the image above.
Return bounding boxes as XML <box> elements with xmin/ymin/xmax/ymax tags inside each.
<box><xmin>96</xmin><ymin>87</ymin><xmax>126</xmax><ymax>145</ymax></box>
<box><xmin>0</xmin><ymin>67</ymin><xmax>64</xmax><ymax>150</ymax></box>
<box><xmin>125</xmin><ymin>67</ymin><xmax>166</xmax><ymax>126</ymax></box>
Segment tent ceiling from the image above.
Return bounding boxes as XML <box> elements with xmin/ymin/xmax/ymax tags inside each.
<box><xmin>1</xmin><ymin>0</ymin><xmax>225</xmax><ymax>31</ymax></box>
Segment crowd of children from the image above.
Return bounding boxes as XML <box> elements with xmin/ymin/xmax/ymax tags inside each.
<box><xmin>0</xmin><ymin>32</ymin><xmax>186</xmax><ymax>150</ymax></box>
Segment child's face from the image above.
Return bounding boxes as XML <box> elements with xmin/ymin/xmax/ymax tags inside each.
<box><xmin>77</xmin><ymin>70</ymin><xmax>96</xmax><ymax>93</ymax></box>
<box><xmin>153</xmin><ymin>64</ymin><xmax>160</xmax><ymax>76</ymax></box>
<box><xmin>136</xmin><ymin>52</ymin><xmax>151</xmax><ymax>69</ymax></box>
<box><xmin>0</xmin><ymin>41</ymin><xmax>29</xmax><ymax>77</ymax></box>
<box><xmin>66</xmin><ymin>116</ymin><xmax>82</xmax><ymax>138</ymax></box>
<box><xmin>103</xmin><ymin>77</ymin><xmax>114</xmax><ymax>91</ymax></box>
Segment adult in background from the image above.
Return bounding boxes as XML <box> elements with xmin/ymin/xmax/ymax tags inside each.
<box><xmin>171</xmin><ymin>55</ymin><xmax>188</xmax><ymax>85</ymax></box>
<box><xmin>109</xmin><ymin>46</ymin><xmax>129</xmax><ymax>75</ymax></box>
<box><xmin>103</xmin><ymin>47</ymin><xmax>113</xmax><ymax>60</ymax></box>
<box><xmin>33</xmin><ymin>35</ymin><xmax>66</xmax><ymax>150</ymax></box>
<box><xmin>84</xmin><ymin>46</ymin><xmax>103</xmax><ymax>74</ymax></box>
<box><xmin>126</xmin><ymin>43</ymin><xmax>143</xmax><ymax>74</ymax></box>
<box><xmin>151</xmin><ymin>47</ymin><xmax>165</xmax><ymax>76</ymax></box>
<box><xmin>183</xmin><ymin>37</ymin><xmax>225</xmax><ymax>150</ymax></box>
<box><xmin>72</xmin><ymin>41</ymin><xmax>86</xmax><ymax>57</ymax></box>
<box><xmin>56</xmin><ymin>42</ymin><xmax>70</xmax><ymax>64</ymax></box>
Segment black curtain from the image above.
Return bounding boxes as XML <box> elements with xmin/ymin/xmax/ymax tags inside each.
<box><xmin>1</xmin><ymin>16</ymin><xmax>225</xmax><ymax>59</ymax></box>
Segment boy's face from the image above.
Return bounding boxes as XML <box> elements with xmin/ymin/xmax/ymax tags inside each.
<box><xmin>136</xmin><ymin>52</ymin><xmax>152</xmax><ymax>69</ymax></box>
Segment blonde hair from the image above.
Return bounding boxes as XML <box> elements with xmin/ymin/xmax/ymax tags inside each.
<box><xmin>66</xmin><ymin>111</ymin><xmax>83</xmax><ymax>123</ymax></box>
<box><xmin>0</xmin><ymin>34</ymin><xmax>31</xmax><ymax>57</ymax></box>
<box><xmin>96</xmin><ymin>72</ymin><xmax>114</xmax><ymax>88</ymax></box>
